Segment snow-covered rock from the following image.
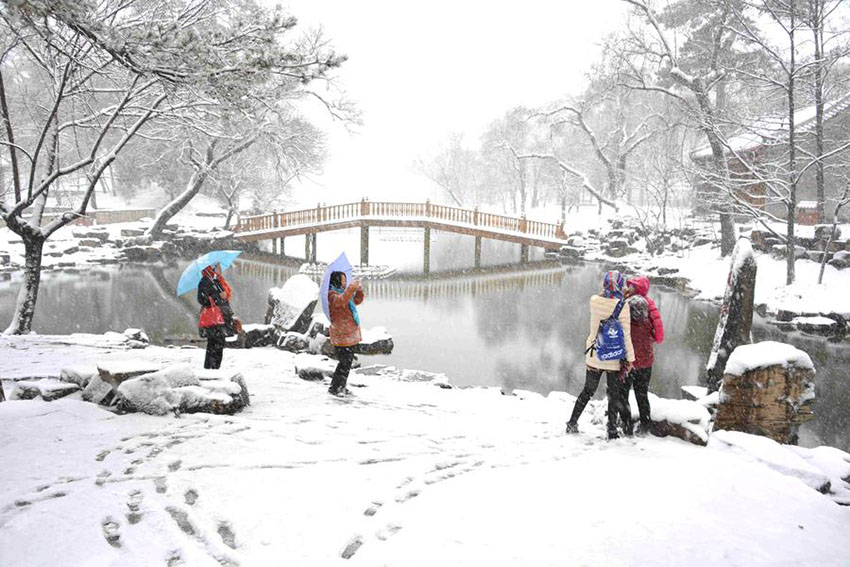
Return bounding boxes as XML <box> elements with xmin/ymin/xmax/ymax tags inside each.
<box><xmin>241</xmin><ymin>323</ymin><xmax>276</xmax><ymax>348</ymax></box>
<box><xmin>59</xmin><ymin>366</ymin><xmax>98</xmax><ymax>388</ymax></box>
<box><xmin>634</xmin><ymin>393</ymin><xmax>712</xmax><ymax>445</ymax></box>
<box><xmin>277</xmin><ymin>331</ymin><xmax>311</xmax><ymax>353</ymax></box>
<box><xmin>97</xmin><ymin>360</ymin><xmax>161</xmax><ymax>387</ymax></box>
<box><xmin>10</xmin><ymin>379</ymin><xmax>80</xmax><ymax>401</ymax></box>
<box><xmin>792</xmin><ymin>316</ymin><xmax>840</xmax><ymax>336</ymax></box>
<box><xmin>266</xmin><ymin>275</ymin><xmax>319</xmax><ymax>334</ymax></box>
<box><xmin>116</xmin><ymin>365</ymin><xmax>250</xmax><ymax>415</ymax></box>
<box><xmin>724</xmin><ymin>342</ymin><xmax>814</xmax><ymax>376</ymax></box>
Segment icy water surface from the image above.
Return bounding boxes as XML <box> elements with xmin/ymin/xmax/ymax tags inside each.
<box><xmin>0</xmin><ymin>228</ymin><xmax>848</xmax><ymax>451</ymax></box>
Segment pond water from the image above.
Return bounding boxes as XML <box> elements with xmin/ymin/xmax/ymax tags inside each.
<box><xmin>1</xmin><ymin>228</ymin><xmax>848</xmax><ymax>451</ymax></box>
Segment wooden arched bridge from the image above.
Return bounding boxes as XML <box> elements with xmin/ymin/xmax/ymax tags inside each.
<box><xmin>234</xmin><ymin>200</ymin><xmax>569</xmax><ymax>272</ymax></box>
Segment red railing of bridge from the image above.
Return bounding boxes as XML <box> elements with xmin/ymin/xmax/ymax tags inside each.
<box><xmin>235</xmin><ymin>200</ymin><xmax>566</xmax><ymax>240</ymax></box>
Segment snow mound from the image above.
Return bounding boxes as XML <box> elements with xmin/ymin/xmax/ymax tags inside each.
<box><xmin>709</xmin><ymin>430</ymin><xmax>831</xmax><ymax>493</ymax></box>
<box><xmin>724</xmin><ymin>341</ymin><xmax>814</xmax><ymax>376</ymax></box>
<box><xmin>633</xmin><ymin>392</ymin><xmax>712</xmax><ymax>443</ymax></box>
<box><xmin>117</xmin><ymin>373</ymin><xmax>180</xmax><ymax>416</ymax></box>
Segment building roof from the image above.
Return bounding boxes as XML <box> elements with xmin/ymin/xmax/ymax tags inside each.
<box><xmin>691</xmin><ymin>91</ymin><xmax>850</xmax><ymax>160</ymax></box>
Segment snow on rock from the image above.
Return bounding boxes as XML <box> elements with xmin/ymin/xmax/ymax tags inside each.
<box><xmin>632</xmin><ymin>392</ymin><xmax>712</xmax><ymax>445</ymax></box>
<box><xmin>116</xmin><ymin>364</ymin><xmax>249</xmax><ymax>415</ymax></box>
<box><xmin>724</xmin><ymin>341</ymin><xmax>814</xmax><ymax>377</ymax></box>
<box><xmin>681</xmin><ymin>385</ymin><xmax>708</xmax><ymax>401</ymax></box>
<box><xmin>97</xmin><ymin>360</ymin><xmax>161</xmax><ymax>386</ymax></box>
<box><xmin>793</xmin><ymin>316</ymin><xmax>840</xmax><ymax>336</ymax></box>
<box><xmin>709</xmin><ymin>430</ymin><xmax>832</xmax><ymax>493</ymax></box>
<box><xmin>116</xmin><ymin>372</ymin><xmax>180</xmax><ymax>416</ymax></box>
<box><xmin>267</xmin><ymin>275</ymin><xmax>319</xmax><ymax>334</ymax></box>
<box><xmin>59</xmin><ymin>366</ymin><xmax>98</xmax><ymax>388</ymax></box>
<box><xmin>355</xmin><ymin>364</ymin><xmax>450</xmax><ymax>386</ymax></box>
<box><xmin>10</xmin><ymin>379</ymin><xmax>80</xmax><ymax>401</ymax></box>
<box><xmin>81</xmin><ymin>373</ymin><xmax>115</xmax><ymax>405</ymax></box>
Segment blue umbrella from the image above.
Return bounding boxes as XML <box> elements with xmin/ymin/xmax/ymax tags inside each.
<box><xmin>176</xmin><ymin>250</ymin><xmax>242</xmax><ymax>296</ymax></box>
<box><xmin>320</xmin><ymin>252</ymin><xmax>354</xmax><ymax>319</ymax></box>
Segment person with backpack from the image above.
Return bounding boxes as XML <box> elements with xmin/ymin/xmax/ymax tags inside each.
<box><xmin>328</xmin><ymin>271</ymin><xmax>365</xmax><ymax>396</ymax></box>
<box><xmin>565</xmin><ymin>270</ymin><xmax>635</xmax><ymax>439</ymax></box>
<box><xmin>624</xmin><ymin>275</ymin><xmax>664</xmax><ymax>436</ymax></box>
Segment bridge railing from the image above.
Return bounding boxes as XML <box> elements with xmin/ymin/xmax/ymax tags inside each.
<box><xmin>235</xmin><ymin>200</ymin><xmax>565</xmax><ymax>240</ymax></box>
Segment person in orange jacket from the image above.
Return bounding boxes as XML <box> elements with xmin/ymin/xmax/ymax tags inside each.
<box><xmin>327</xmin><ymin>271</ymin><xmax>365</xmax><ymax>396</ymax></box>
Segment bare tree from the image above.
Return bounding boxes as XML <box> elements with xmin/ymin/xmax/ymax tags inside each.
<box><xmin>415</xmin><ymin>134</ymin><xmax>481</xmax><ymax>207</ymax></box>
<box><xmin>621</xmin><ymin>0</ymin><xmax>747</xmax><ymax>256</ymax></box>
<box><xmin>0</xmin><ymin>0</ymin><xmax>345</xmax><ymax>334</ymax></box>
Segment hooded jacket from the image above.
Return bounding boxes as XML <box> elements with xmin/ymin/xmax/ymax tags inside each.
<box><xmin>627</xmin><ymin>276</ymin><xmax>664</xmax><ymax>369</ymax></box>
<box><xmin>329</xmin><ymin>282</ymin><xmax>365</xmax><ymax>347</ymax></box>
<box><xmin>585</xmin><ymin>295</ymin><xmax>635</xmax><ymax>371</ymax></box>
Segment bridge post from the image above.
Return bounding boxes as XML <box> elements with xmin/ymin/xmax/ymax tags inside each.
<box><xmin>423</xmin><ymin>227</ymin><xmax>431</xmax><ymax>274</ymax></box>
<box><xmin>520</xmin><ymin>244</ymin><xmax>529</xmax><ymax>264</ymax></box>
<box><xmin>305</xmin><ymin>233</ymin><xmax>317</xmax><ymax>263</ymax></box>
<box><xmin>279</xmin><ymin>237</ymin><xmax>285</xmax><ymax>256</ymax></box>
<box><xmin>474</xmin><ymin>236</ymin><xmax>482</xmax><ymax>268</ymax></box>
<box><xmin>473</xmin><ymin>207</ymin><xmax>479</xmax><ymax>225</ymax></box>
<box><xmin>311</xmin><ymin>233</ymin><xmax>317</xmax><ymax>263</ymax></box>
<box><xmin>360</xmin><ymin>225</ymin><xmax>369</xmax><ymax>265</ymax></box>
<box><xmin>272</xmin><ymin>238</ymin><xmax>278</xmax><ymax>255</ymax></box>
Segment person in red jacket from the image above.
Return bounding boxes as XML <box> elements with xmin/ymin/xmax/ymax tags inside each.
<box><xmin>328</xmin><ymin>271</ymin><xmax>365</xmax><ymax>396</ymax></box>
<box><xmin>625</xmin><ymin>276</ymin><xmax>664</xmax><ymax>435</ymax></box>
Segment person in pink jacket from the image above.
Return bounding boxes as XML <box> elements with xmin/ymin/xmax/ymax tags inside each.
<box><xmin>625</xmin><ymin>276</ymin><xmax>664</xmax><ymax>435</ymax></box>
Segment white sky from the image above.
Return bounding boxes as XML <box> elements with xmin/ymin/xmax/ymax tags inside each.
<box><xmin>281</xmin><ymin>0</ymin><xmax>629</xmax><ymax>204</ymax></box>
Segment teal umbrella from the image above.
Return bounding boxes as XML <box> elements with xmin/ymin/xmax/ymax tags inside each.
<box><xmin>176</xmin><ymin>250</ymin><xmax>242</xmax><ymax>296</ymax></box>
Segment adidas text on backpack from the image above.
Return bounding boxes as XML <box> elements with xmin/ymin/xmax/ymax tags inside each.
<box><xmin>586</xmin><ymin>297</ymin><xmax>627</xmax><ymax>361</ymax></box>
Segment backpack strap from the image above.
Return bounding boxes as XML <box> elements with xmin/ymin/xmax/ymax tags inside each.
<box><xmin>609</xmin><ymin>296</ymin><xmax>625</xmax><ymax>320</ymax></box>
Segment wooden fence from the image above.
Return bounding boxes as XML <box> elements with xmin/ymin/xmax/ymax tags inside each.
<box><xmin>1</xmin><ymin>208</ymin><xmax>156</xmax><ymax>228</ymax></box>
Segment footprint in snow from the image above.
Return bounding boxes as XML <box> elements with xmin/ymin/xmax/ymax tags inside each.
<box><xmin>126</xmin><ymin>490</ymin><xmax>144</xmax><ymax>525</ymax></box>
<box><xmin>154</xmin><ymin>476</ymin><xmax>168</xmax><ymax>494</ymax></box>
<box><xmin>169</xmin><ymin>460</ymin><xmax>182</xmax><ymax>472</ymax></box>
<box><xmin>218</xmin><ymin>521</ymin><xmax>237</xmax><ymax>549</ymax></box>
<box><xmin>184</xmin><ymin>489</ymin><xmax>199</xmax><ymax>506</ymax></box>
<box><xmin>101</xmin><ymin>516</ymin><xmax>121</xmax><ymax>547</ymax></box>
<box><xmin>340</xmin><ymin>536</ymin><xmax>363</xmax><ymax>559</ymax></box>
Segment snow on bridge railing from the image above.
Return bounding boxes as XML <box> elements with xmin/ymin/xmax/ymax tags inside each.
<box><xmin>235</xmin><ymin>200</ymin><xmax>566</xmax><ymax>240</ymax></box>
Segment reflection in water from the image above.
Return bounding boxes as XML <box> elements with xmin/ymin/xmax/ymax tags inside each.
<box><xmin>0</xmin><ymin>229</ymin><xmax>848</xmax><ymax>451</ymax></box>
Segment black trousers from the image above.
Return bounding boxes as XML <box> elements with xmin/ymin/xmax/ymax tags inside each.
<box><xmin>204</xmin><ymin>328</ymin><xmax>226</xmax><ymax>369</ymax></box>
<box><xmin>626</xmin><ymin>367</ymin><xmax>652</xmax><ymax>426</ymax></box>
<box><xmin>330</xmin><ymin>345</ymin><xmax>355</xmax><ymax>392</ymax></box>
<box><xmin>569</xmin><ymin>367</ymin><xmax>632</xmax><ymax>434</ymax></box>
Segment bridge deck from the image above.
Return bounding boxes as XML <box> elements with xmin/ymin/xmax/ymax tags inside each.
<box><xmin>234</xmin><ymin>201</ymin><xmax>569</xmax><ymax>251</ymax></box>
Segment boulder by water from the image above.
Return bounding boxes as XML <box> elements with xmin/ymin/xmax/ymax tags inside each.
<box><xmin>266</xmin><ymin>275</ymin><xmax>319</xmax><ymax>334</ymax></box>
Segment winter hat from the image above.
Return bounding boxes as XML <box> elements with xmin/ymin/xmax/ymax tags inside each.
<box><xmin>602</xmin><ymin>270</ymin><xmax>626</xmax><ymax>299</ymax></box>
<box><xmin>628</xmin><ymin>295</ymin><xmax>650</xmax><ymax>322</ymax></box>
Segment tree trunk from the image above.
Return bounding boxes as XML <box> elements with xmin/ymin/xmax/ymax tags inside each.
<box><xmin>720</xmin><ymin>212</ymin><xmax>736</xmax><ymax>256</ymax></box>
<box><xmin>706</xmin><ymin>238</ymin><xmax>757</xmax><ymax>392</ymax></box>
<box><xmin>147</xmin><ymin>167</ymin><xmax>210</xmax><ymax>240</ymax></box>
<box><xmin>813</xmin><ymin>0</ymin><xmax>826</xmax><ymax>224</ymax></box>
<box><xmin>4</xmin><ymin>236</ymin><xmax>45</xmax><ymax>335</ymax></box>
<box><xmin>786</xmin><ymin>1</ymin><xmax>797</xmax><ymax>286</ymax></box>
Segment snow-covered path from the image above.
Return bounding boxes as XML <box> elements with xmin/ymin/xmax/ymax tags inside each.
<box><xmin>1</xmin><ymin>340</ymin><xmax>849</xmax><ymax>566</ymax></box>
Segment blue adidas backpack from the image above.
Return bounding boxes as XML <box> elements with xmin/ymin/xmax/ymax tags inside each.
<box><xmin>586</xmin><ymin>298</ymin><xmax>627</xmax><ymax>361</ymax></box>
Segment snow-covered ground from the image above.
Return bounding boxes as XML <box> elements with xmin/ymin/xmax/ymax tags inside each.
<box><xmin>1</xmin><ymin>335</ymin><xmax>849</xmax><ymax>566</ymax></box>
